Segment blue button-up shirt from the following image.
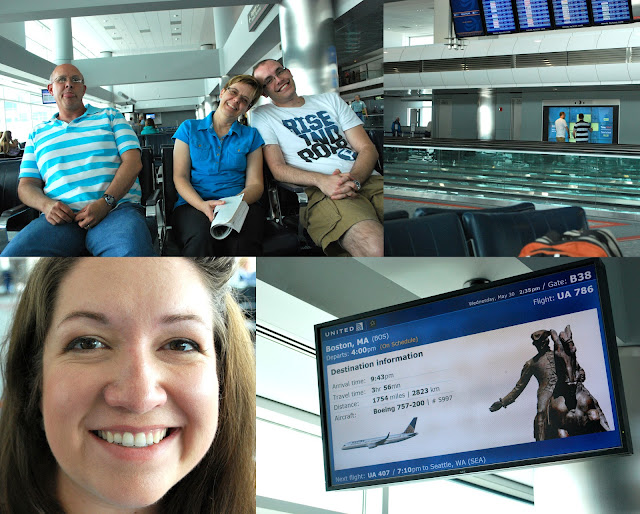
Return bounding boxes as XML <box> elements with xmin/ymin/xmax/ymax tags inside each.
<box><xmin>172</xmin><ymin>111</ymin><xmax>264</xmax><ymax>208</ymax></box>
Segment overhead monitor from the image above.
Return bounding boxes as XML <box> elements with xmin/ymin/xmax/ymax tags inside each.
<box><xmin>450</xmin><ymin>0</ymin><xmax>486</xmax><ymax>37</ymax></box>
<box><xmin>41</xmin><ymin>89</ymin><xmax>56</xmax><ymax>105</ymax></box>
<box><xmin>514</xmin><ymin>0</ymin><xmax>554</xmax><ymax>31</ymax></box>
<box><xmin>480</xmin><ymin>0</ymin><xmax>519</xmax><ymax>34</ymax></box>
<box><xmin>589</xmin><ymin>0</ymin><xmax>632</xmax><ymax>25</ymax></box>
<box><xmin>551</xmin><ymin>0</ymin><xmax>591</xmax><ymax>27</ymax></box>
<box><xmin>315</xmin><ymin>259</ymin><xmax>631</xmax><ymax>490</ymax></box>
<box><xmin>544</xmin><ymin>106</ymin><xmax>618</xmax><ymax>144</ymax></box>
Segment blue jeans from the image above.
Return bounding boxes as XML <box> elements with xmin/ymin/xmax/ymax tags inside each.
<box><xmin>1</xmin><ymin>202</ymin><xmax>156</xmax><ymax>256</ymax></box>
<box><xmin>355</xmin><ymin>112</ymin><xmax>364</xmax><ymax>121</ymax></box>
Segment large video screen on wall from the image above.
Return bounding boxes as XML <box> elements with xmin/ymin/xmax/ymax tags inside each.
<box><xmin>544</xmin><ymin>106</ymin><xmax>618</xmax><ymax>144</ymax></box>
<box><xmin>315</xmin><ymin>260</ymin><xmax>630</xmax><ymax>490</ymax></box>
<box><xmin>450</xmin><ymin>0</ymin><xmax>486</xmax><ymax>37</ymax></box>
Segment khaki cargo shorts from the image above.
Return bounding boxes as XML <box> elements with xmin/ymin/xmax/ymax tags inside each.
<box><xmin>301</xmin><ymin>175</ymin><xmax>383</xmax><ymax>256</ymax></box>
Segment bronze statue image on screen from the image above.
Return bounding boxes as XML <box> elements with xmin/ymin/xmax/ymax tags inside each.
<box><xmin>489</xmin><ymin>326</ymin><xmax>610</xmax><ymax>441</ymax></box>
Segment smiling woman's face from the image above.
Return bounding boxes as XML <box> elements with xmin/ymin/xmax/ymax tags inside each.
<box><xmin>41</xmin><ymin>258</ymin><xmax>219</xmax><ymax>512</ymax></box>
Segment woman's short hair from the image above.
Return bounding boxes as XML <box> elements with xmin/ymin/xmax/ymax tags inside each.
<box><xmin>145</xmin><ymin>118</ymin><xmax>155</xmax><ymax>127</ymax></box>
<box><xmin>0</xmin><ymin>258</ymin><xmax>256</xmax><ymax>513</ymax></box>
<box><xmin>223</xmin><ymin>75</ymin><xmax>263</xmax><ymax>107</ymax></box>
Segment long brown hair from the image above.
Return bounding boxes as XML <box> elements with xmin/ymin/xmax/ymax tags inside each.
<box><xmin>0</xmin><ymin>258</ymin><xmax>256</xmax><ymax>513</ymax></box>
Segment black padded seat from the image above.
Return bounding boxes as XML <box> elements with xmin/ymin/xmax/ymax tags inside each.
<box><xmin>384</xmin><ymin>209</ymin><xmax>409</xmax><ymax>221</ymax></box>
<box><xmin>414</xmin><ymin>202</ymin><xmax>535</xmax><ymax>218</ymax></box>
<box><xmin>384</xmin><ymin>212</ymin><xmax>470</xmax><ymax>256</ymax></box>
<box><xmin>461</xmin><ymin>206</ymin><xmax>589</xmax><ymax>257</ymax></box>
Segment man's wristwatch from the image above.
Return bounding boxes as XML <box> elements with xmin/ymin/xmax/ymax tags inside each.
<box><xmin>102</xmin><ymin>194</ymin><xmax>116</xmax><ymax>208</ymax></box>
<box><xmin>353</xmin><ymin>180</ymin><xmax>362</xmax><ymax>192</ymax></box>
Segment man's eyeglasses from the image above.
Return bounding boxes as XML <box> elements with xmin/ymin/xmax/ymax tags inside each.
<box><xmin>226</xmin><ymin>87</ymin><xmax>252</xmax><ymax>107</ymax></box>
<box><xmin>53</xmin><ymin>75</ymin><xmax>84</xmax><ymax>84</ymax></box>
<box><xmin>262</xmin><ymin>67</ymin><xmax>288</xmax><ymax>88</ymax></box>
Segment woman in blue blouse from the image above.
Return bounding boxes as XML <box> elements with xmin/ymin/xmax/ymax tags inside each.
<box><xmin>172</xmin><ymin>75</ymin><xmax>264</xmax><ymax>256</ymax></box>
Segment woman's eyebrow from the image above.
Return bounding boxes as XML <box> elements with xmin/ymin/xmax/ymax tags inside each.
<box><xmin>57</xmin><ymin>310</ymin><xmax>109</xmax><ymax>328</ymax></box>
<box><xmin>160</xmin><ymin>313</ymin><xmax>208</xmax><ymax>326</ymax></box>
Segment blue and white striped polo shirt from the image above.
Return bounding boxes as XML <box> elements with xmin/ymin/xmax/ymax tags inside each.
<box><xmin>19</xmin><ymin>104</ymin><xmax>142</xmax><ymax>211</ymax></box>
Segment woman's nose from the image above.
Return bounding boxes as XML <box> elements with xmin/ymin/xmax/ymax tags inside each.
<box><xmin>103</xmin><ymin>353</ymin><xmax>167</xmax><ymax>414</ymax></box>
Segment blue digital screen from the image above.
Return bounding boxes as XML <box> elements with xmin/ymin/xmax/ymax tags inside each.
<box><xmin>590</xmin><ymin>0</ymin><xmax>632</xmax><ymax>25</ymax></box>
<box><xmin>317</xmin><ymin>262</ymin><xmax>627</xmax><ymax>490</ymax></box>
<box><xmin>451</xmin><ymin>0</ymin><xmax>486</xmax><ymax>37</ymax></box>
<box><xmin>551</xmin><ymin>0</ymin><xmax>591</xmax><ymax>27</ymax></box>
<box><xmin>481</xmin><ymin>0</ymin><xmax>519</xmax><ymax>33</ymax></box>
<box><xmin>515</xmin><ymin>0</ymin><xmax>553</xmax><ymax>30</ymax></box>
<box><xmin>546</xmin><ymin>106</ymin><xmax>617</xmax><ymax>144</ymax></box>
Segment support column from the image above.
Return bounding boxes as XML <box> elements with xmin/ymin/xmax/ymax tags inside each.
<box><xmin>477</xmin><ymin>88</ymin><xmax>495</xmax><ymax>140</ymax></box>
<box><xmin>52</xmin><ymin>18</ymin><xmax>73</xmax><ymax>65</ymax></box>
<box><xmin>100</xmin><ymin>51</ymin><xmax>115</xmax><ymax>107</ymax></box>
<box><xmin>279</xmin><ymin>0</ymin><xmax>339</xmax><ymax>94</ymax></box>
<box><xmin>213</xmin><ymin>7</ymin><xmax>236</xmax><ymax>50</ymax></box>
<box><xmin>434</xmin><ymin>0</ymin><xmax>452</xmax><ymax>45</ymax></box>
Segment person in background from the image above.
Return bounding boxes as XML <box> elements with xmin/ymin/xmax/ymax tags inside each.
<box><xmin>555</xmin><ymin>112</ymin><xmax>569</xmax><ymax>142</ymax></box>
<box><xmin>350</xmin><ymin>94</ymin><xmax>368</xmax><ymax>121</ymax></box>
<box><xmin>391</xmin><ymin>117</ymin><xmax>402</xmax><ymax>137</ymax></box>
<box><xmin>172</xmin><ymin>75</ymin><xmax>265</xmax><ymax>256</ymax></box>
<box><xmin>141</xmin><ymin>118</ymin><xmax>160</xmax><ymax>135</ymax></box>
<box><xmin>0</xmin><ymin>130</ymin><xmax>21</xmax><ymax>157</ymax></box>
<box><xmin>573</xmin><ymin>113</ymin><xmax>593</xmax><ymax>143</ymax></box>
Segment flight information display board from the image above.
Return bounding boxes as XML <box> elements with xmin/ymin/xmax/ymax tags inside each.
<box><xmin>451</xmin><ymin>0</ymin><xmax>486</xmax><ymax>37</ymax></box>
<box><xmin>316</xmin><ymin>260</ymin><xmax>631</xmax><ymax>491</ymax></box>
<box><xmin>481</xmin><ymin>0</ymin><xmax>519</xmax><ymax>34</ymax></box>
<box><xmin>589</xmin><ymin>0</ymin><xmax>632</xmax><ymax>25</ymax></box>
<box><xmin>515</xmin><ymin>0</ymin><xmax>554</xmax><ymax>31</ymax></box>
<box><xmin>551</xmin><ymin>0</ymin><xmax>591</xmax><ymax>27</ymax></box>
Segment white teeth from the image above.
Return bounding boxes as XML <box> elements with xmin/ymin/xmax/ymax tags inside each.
<box><xmin>122</xmin><ymin>432</ymin><xmax>134</xmax><ymax>447</ymax></box>
<box><xmin>96</xmin><ymin>428</ymin><xmax>170</xmax><ymax>448</ymax></box>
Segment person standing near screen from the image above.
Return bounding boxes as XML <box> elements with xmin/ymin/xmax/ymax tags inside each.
<box><xmin>555</xmin><ymin>112</ymin><xmax>569</xmax><ymax>142</ymax></box>
<box><xmin>573</xmin><ymin>113</ymin><xmax>592</xmax><ymax>143</ymax></box>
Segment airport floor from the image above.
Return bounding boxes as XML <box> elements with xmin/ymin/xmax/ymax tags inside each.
<box><xmin>384</xmin><ymin>195</ymin><xmax>640</xmax><ymax>257</ymax></box>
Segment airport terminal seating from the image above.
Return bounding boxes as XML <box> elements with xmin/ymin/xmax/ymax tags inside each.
<box><xmin>384</xmin><ymin>204</ymin><xmax>590</xmax><ymax>257</ymax></box>
<box><xmin>0</xmin><ymin>159</ymin><xmax>38</xmax><ymax>251</ymax></box>
<box><xmin>384</xmin><ymin>212</ymin><xmax>470</xmax><ymax>256</ymax></box>
<box><xmin>413</xmin><ymin>202</ymin><xmax>535</xmax><ymax>218</ymax></box>
<box><xmin>262</xmin><ymin>163</ymin><xmax>323</xmax><ymax>255</ymax></box>
<box><xmin>383</xmin><ymin>209</ymin><xmax>409</xmax><ymax>221</ymax></box>
<box><xmin>0</xmin><ymin>151</ymin><xmax>161</xmax><ymax>254</ymax></box>
<box><xmin>142</xmin><ymin>132</ymin><xmax>174</xmax><ymax>160</ymax></box>
<box><xmin>139</xmin><ymin>147</ymin><xmax>162</xmax><ymax>253</ymax></box>
<box><xmin>160</xmin><ymin>146</ymin><xmax>299</xmax><ymax>256</ymax></box>
<box><xmin>461</xmin><ymin>206</ymin><xmax>589</xmax><ymax>257</ymax></box>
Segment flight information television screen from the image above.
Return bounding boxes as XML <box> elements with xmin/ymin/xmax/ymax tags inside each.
<box><xmin>315</xmin><ymin>260</ymin><xmax>630</xmax><ymax>490</ymax></box>
<box><xmin>481</xmin><ymin>0</ymin><xmax>519</xmax><ymax>34</ymax></box>
<box><xmin>551</xmin><ymin>0</ymin><xmax>591</xmax><ymax>27</ymax></box>
<box><xmin>589</xmin><ymin>0</ymin><xmax>632</xmax><ymax>25</ymax></box>
<box><xmin>515</xmin><ymin>0</ymin><xmax>554</xmax><ymax>31</ymax></box>
<box><xmin>544</xmin><ymin>106</ymin><xmax>618</xmax><ymax>144</ymax></box>
<box><xmin>450</xmin><ymin>0</ymin><xmax>486</xmax><ymax>37</ymax></box>
<box><xmin>41</xmin><ymin>89</ymin><xmax>56</xmax><ymax>105</ymax></box>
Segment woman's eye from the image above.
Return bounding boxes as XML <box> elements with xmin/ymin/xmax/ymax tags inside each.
<box><xmin>66</xmin><ymin>337</ymin><xmax>107</xmax><ymax>351</ymax></box>
<box><xmin>164</xmin><ymin>339</ymin><xmax>201</xmax><ymax>352</ymax></box>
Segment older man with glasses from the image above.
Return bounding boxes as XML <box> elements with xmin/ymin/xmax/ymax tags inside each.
<box><xmin>1</xmin><ymin>63</ymin><xmax>155</xmax><ymax>256</ymax></box>
<box><xmin>252</xmin><ymin>59</ymin><xmax>383</xmax><ymax>257</ymax></box>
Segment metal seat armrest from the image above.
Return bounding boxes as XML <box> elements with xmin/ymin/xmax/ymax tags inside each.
<box><xmin>0</xmin><ymin>204</ymin><xmax>36</xmax><ymax>245</ymax></box>
<box><xmin>277</xmin><ymin>182</ymin><xmax>308</xmax><ymax>204</ymax></box>
<box><xmin>144</xmin><ymin>188</ymin><xmax>161</xmax><ymax>207</ymax></box>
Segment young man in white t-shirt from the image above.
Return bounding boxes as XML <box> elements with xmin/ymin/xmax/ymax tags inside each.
<box><xmin>555</xmin><ymin>112</ymin><xmax>569</xmax><ymax>142</ymax></box>
<box><xmin>252</xmin><ymin>59</ymin><xmax>383</xmax><ymax>257</ymax></box>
